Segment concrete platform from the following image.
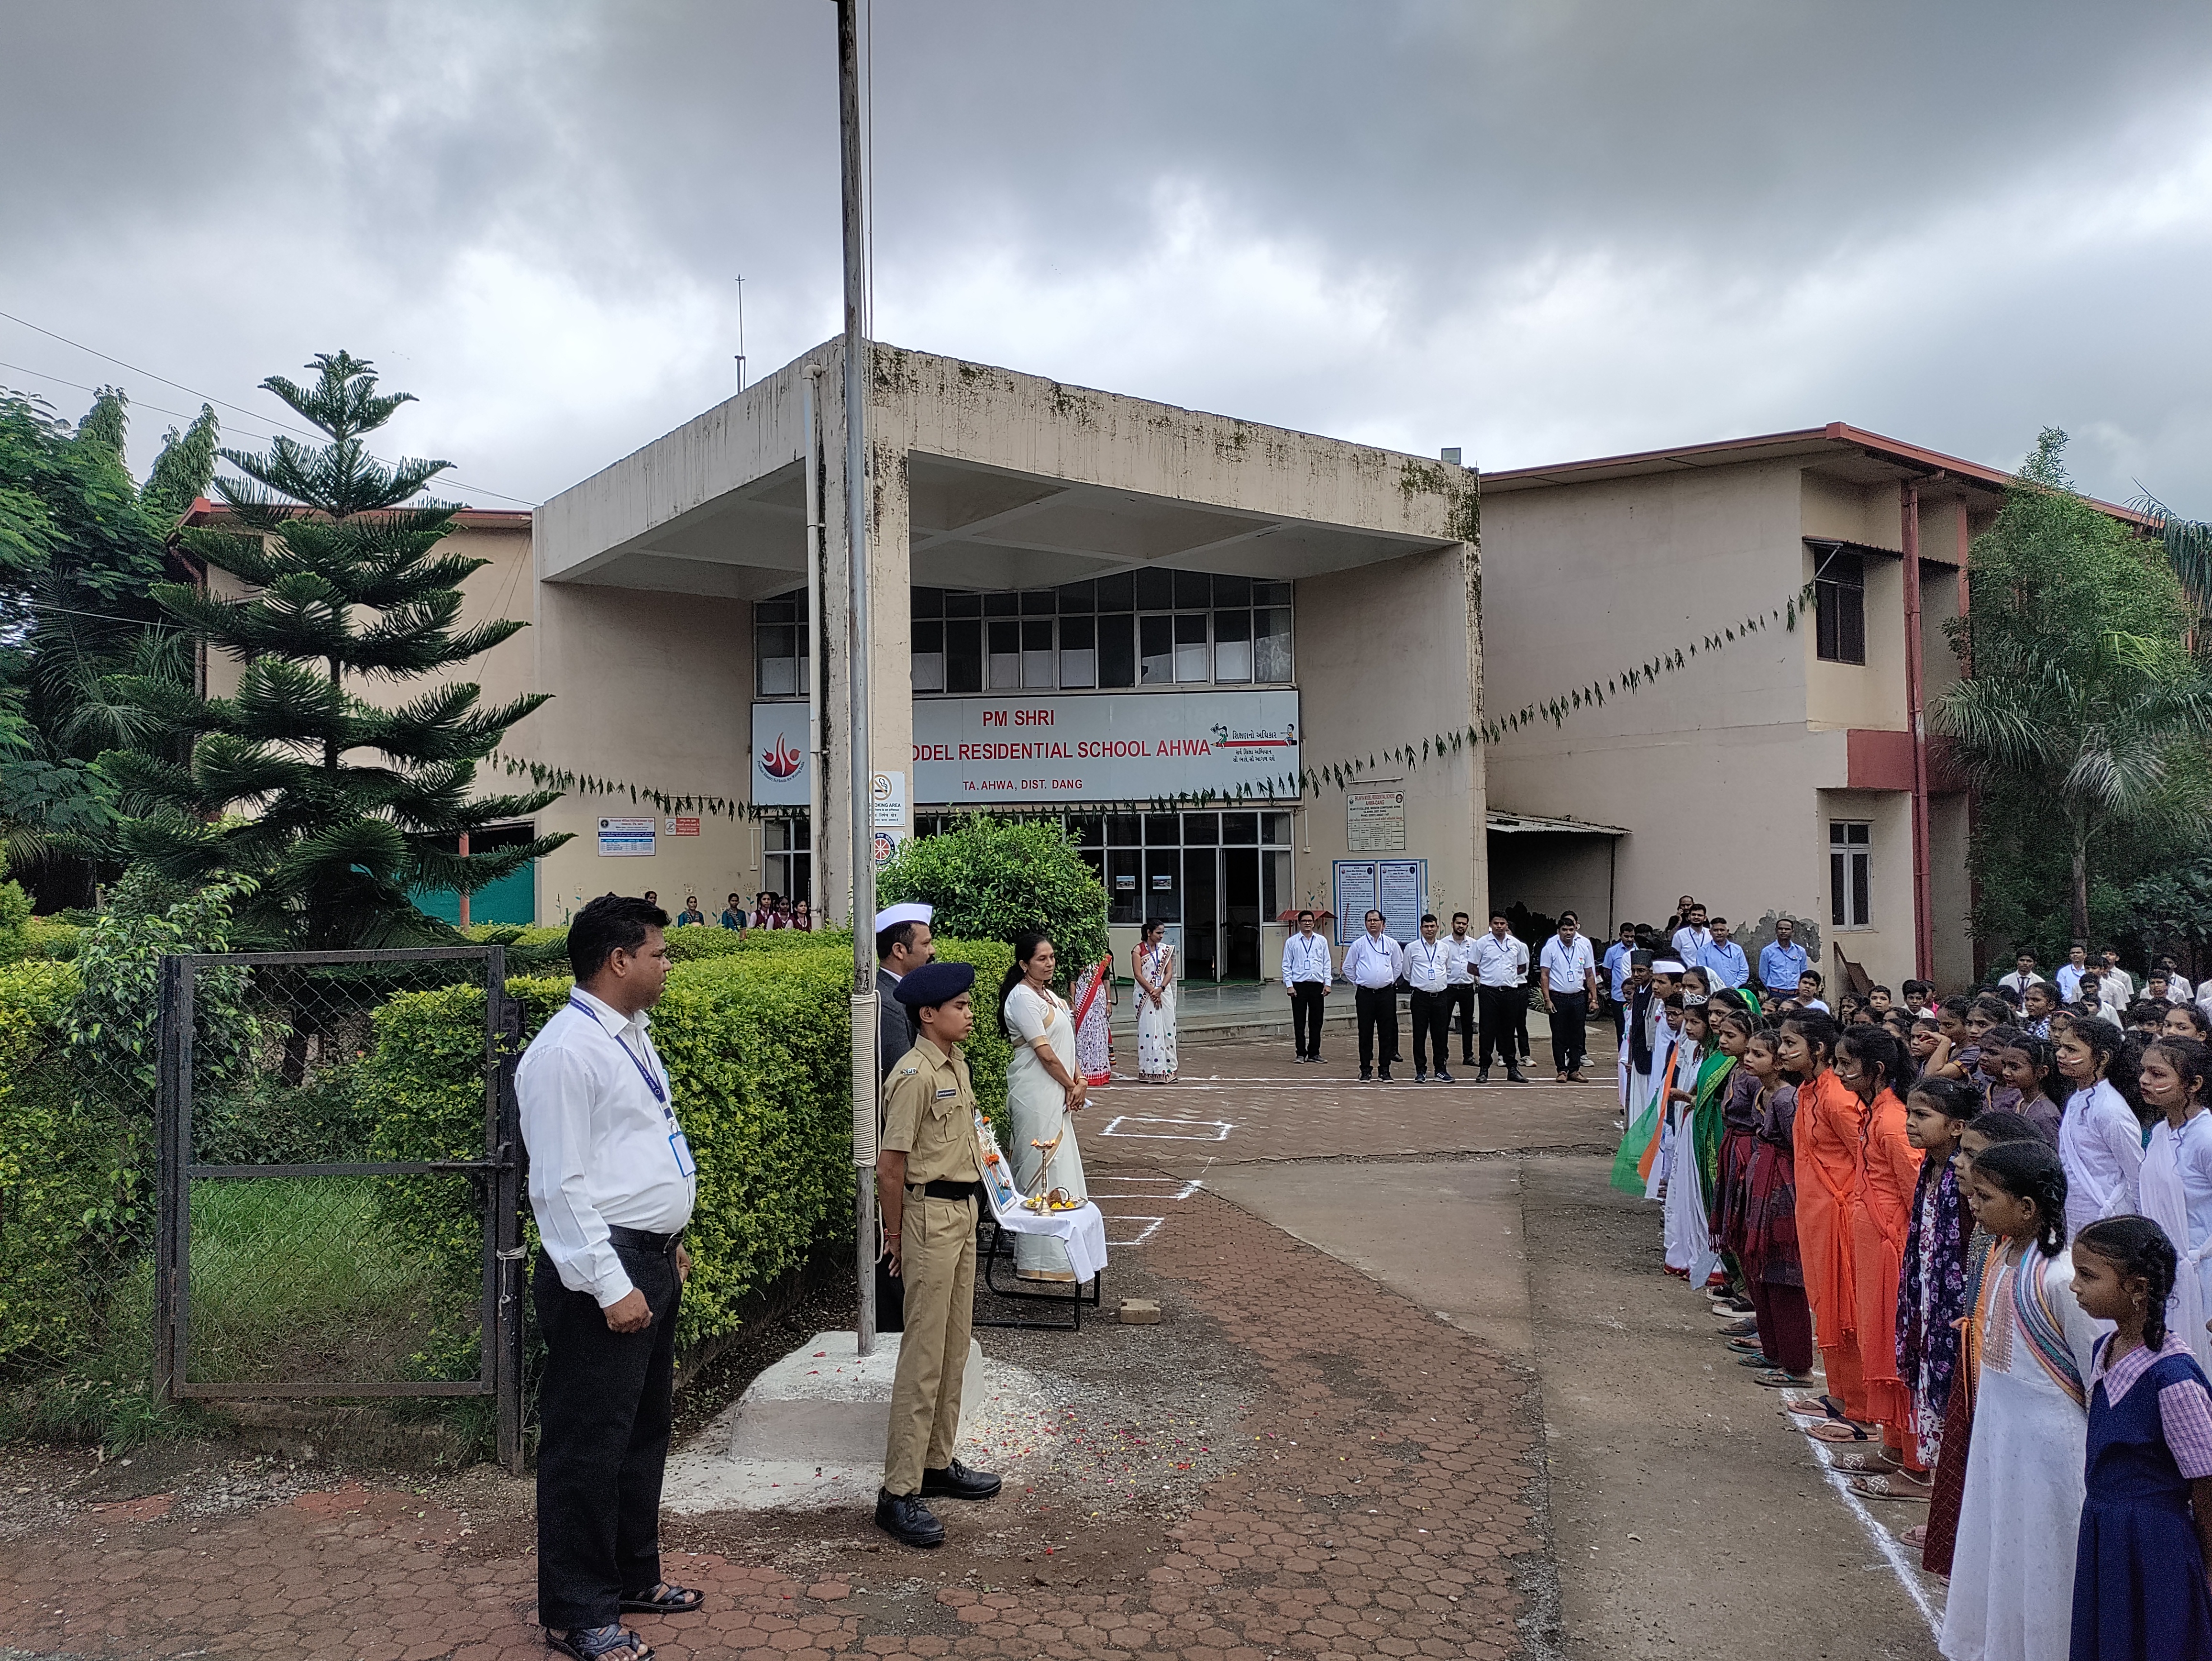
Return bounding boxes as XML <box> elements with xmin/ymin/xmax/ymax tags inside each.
<box><xmin>662</xmin><ymin>1328</ymin><xmax>987</xmax><ymax>1513</ymax></box>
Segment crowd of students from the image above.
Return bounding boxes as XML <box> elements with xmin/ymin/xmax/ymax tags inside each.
<box><xmin>1606</xmin><ymin>927</ymin><xmax>2212</xmax><ymax>1661</ymax></box>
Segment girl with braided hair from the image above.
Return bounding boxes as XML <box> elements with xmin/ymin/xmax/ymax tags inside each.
<box><xmin>2137</xmin><ymin>1035</ymin><xmax>2212</xmax><ymax>1374</ymax></box>
<box><xmin>2068</xmin><ymin>1216</ymin><xmax>2212</xmax><ymax>1659</ymax></box>
<box><xmin>1939</xmin><ymin>1140</ymin><xmax>2103</xmax><ymax>1661</ymax></box>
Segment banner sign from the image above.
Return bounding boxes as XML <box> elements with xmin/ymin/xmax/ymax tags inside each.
<box><xmin>752</xmin><ymin>704</ymin><xmax>809</xmax><ymax>807</ymax></box>
<box><xmin>1346</xmin><ymin>790</ymin><xmax>1406</xmax><ymax>852</ymax></box>
<box><xmin>1332</xmin><ymin>857</ymin><xmax>1428</xmax><ymax>945</ymax></box>
<box><xmin>598</xmin><ymin>816</ymin><xmax>656</xmax><ymax>857</ymax></box>
<box><xmin>911</xmin><ymin>690</ymin><xmax>1299</xmax><ymax>804</ymax></box>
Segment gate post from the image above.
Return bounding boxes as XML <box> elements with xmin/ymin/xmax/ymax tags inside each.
<box><xmin>153</xmin><ymin>955</ymin><xmax>180</xmax><ymax>1404</ymax></box>
<box><xmin>486</xmin><ymin>946</ymin><xmax>528</xmax><ymax>1473</ymax></box>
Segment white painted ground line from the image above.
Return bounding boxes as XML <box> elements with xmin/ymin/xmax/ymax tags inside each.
<box><xmin>1797</xmin><ymin>1421</ymin><xmax>1944</xmax><ymax>1638</ymax></box>
<box><xmin>1099</xmin><ymin>1115</ymin><xmax>1235</xmax><ymax>1141</ymax></box>
<box><xmin>1104</xmin><ymin>1217</ymin><xmax>1165</xmax><ymax>1246</ymax></box>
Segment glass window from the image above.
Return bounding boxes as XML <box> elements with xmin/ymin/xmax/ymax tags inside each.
<box><xmin>1096</xmin><ymin>571</ymin><xmax>1134</xmax><ymax>612</ymax></box>
<box><xmin>1815</xmin><ymin>550</ymin><xmax>1867</xmax><ymax>665</ymax></box>
<box><xmin>1183</xmin><ymin>813</ymin><xmax>1219</xmax><ymax>845</ymax></box>
<box><xmin>1021</xmin><ymin>588</ymin><xmax>1055</xmax><ymax>616</ymax></box>
<box><xmin>1105</xmin><ymin>814</ymin><xmax>1141</xmax><ymax>847</ymax></box>
<box><xmin>1057</xmin><ymin>579</ymin><xmax>1095</xmax><ymax>613</ymax></box>
<box><xmin>763</xmin><ymin>815</ymin><xmax>812</xmax><ymax>906</ymax></box>
<box><xmin>1059</xmin><ymin>615</ymin><xmax>1096</xmax><ymax>688</ymax></box>
<box><xmin>1223</xmin><ymin>811</ymin><xmax>1259</xmax><ymax>845</ymax></box>
<box><xmin>1830</xmin><ymin>819</ymin><xmax>1873</xmax><ymax>928</ymax></box>
<box><xmin>1145</xmin><ymin>813</ymin><xmax>1181</xmax><ymax>845</ymax></box>
<box><xmin>911</xmin><ymin>620</ymin><xmax>945</xmax><ymax>693</ymax></box>
<box><xmin>1173</xmin><ymin>612</ymin><xmax>1209</xmax><ymax>682</ymax></box>
<box><xmin>1255</xmin><ymin>607</ymin><xmax>1293</xmax><ymax>682</ymax></box>
<box><xmin>1098</xmin><ymin>613</ymin><xmax>1136</xmax><ymax>687</ymax></box>
<box><xmin>984</xmin><ymin>591</ymin><xmax>1018</xmax><ymax>617</ymax></box>
<box><xmin>756</xmin><ymin>625</ymin><xmax>799</xmax><ymax>695</ymax></box>
<box><xmin>1067</xmin><ymin>814</ymin><xmax>1104</xmax><ymax>847</ymax></box>
<box><xmin>1135</xmin><ymin>567</ymin><xmax>1173</xmax><ymax>610</ymax></box>
<box><xmin>987</xmin><ymin>620</ymin><xmax>1021</xmax><ymax>689</ymax></box>
<box><xmin>945</xmin><ymin>589</ymin><xmax>982</xmax><ymax>618</ymax></box>
<box><xmin>1174</xmin><ymin>570</ymin><xmax>1211</xmax><ymax>608</ymax></box>
<box><xmin>1107</xmin><ymin>848</ymin><xmax>1142</xmax><ymax>924</ymax></box>
<box><xmin>1254</xmin><ymin>580</ymin><xmax>1292</xmax><ymax>607</ymax></box>
<box><xmin>1212</xmin><ymin>574</ymin><xmax>1252</xmax><ymax>607</ymax></box>
<box><xmin>1139</xmin><ymin>614</ymin><xmax>1174</xmax><ymax>685</ymax></box>
<box><xmin>1021</xmin><ymin>619</ymin><xmax>1055</xmax><ymax>687</ymax></box>
<box><xmin>945</xmin><ymin>619</ymin><xmax>983</xmax><ymax>693</ymax></box>
<box><xmin>1213</xmin><ymin>608</ymin><xmax>1253</xmax><ymax>682</ymax></box>
<box><xmin>911</xmin><ymin>587</ymin><xmax>944</xmax><ymax>620</ymax></box>
<box><xmin>1261</xmin><ymin>811</ymin><xmax>1290</xmax><ymax>845</ymax></box>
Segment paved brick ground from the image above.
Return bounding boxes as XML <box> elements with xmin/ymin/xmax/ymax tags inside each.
<box><xmin>0</xmin><ymin>1047</ymin><xmax>1554</xmax><ymax>1661</ymax></box>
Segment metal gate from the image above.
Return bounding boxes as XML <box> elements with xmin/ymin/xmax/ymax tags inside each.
<box><xmin>152</xmin><ymin>946</ymin><xmax>527</xmax><ymax>1471</ymax></box>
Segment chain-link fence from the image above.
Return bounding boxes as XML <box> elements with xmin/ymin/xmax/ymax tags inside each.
<box><xmin>153</xmin><ymin>947</ymin><xmax>525</xmax><ymax>1469</ymax></box>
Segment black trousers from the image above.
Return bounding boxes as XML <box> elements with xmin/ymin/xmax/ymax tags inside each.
<box><xmin>1477</xmin><ymin>985</ymin><xmax>1518</xmax><ymax>1071</ymax></box>
<box><xmin>1547</xmin><ymin>989</ymin><xmax>1591</xmax><ymax>1073</ymax></box>
<box><xmin>1446</xmin><ymin>983</ymin><xmax>1477</xmax><ymax>1063</ymax></box>
<box><xmin>1289</xmin><ymin>981</ymin><xmax>1327</xmax><ymax>1057</ymax></box>
<box><xmin>534</xmin><ymin>1242</ymin><xmax>683</xmax><ymax>1631</ymax></box>
<box><xmin>1409</xmin><ymin>988</ymin><xmax>1451</xmax><ymax>1076</ymax></box>
<box><xmin>1508</xmin><ymin>987</ymin><xmax>1532</xmax><ymax>1059</ymax></box>
<box><xmin>1355</xmin><ymin>985</ymin><xmax>1399</xmax><ymax>1076</ymax></box>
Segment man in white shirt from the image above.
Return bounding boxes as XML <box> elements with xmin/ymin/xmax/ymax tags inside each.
<box><xmin>2159</xmin><ymin>955</ymin><xmax>2194</xmax><ymax>1004</ymax></box>
<box><xmin>1996</xmin><ymin>950</ymin><xmax>2044</xmax><ymax>999</ymax></box>
<box><xmin>1281</xmin><ymin>909</ymin><xmax>1334</xmax><ymax>1064</ymax></box>
<box><xmin>1670</xmin><ymin>903</ymin><xmax>1714</xmax><ymax>971</ymax></box>
<box><xmin>1537</xmin><ymin>911</ymin><xmax>1602</xmax><ymax>1084</ymax></box>
<box><xmin>1341</xmin><ymin>910</ymin><xmax>1406</xmax><ymax>1083</ymax></box>
<box><xmin>1471</xmin><ymin>912</ymin><xmax>1530</xmax><ymax>1085</ymax></box>
<box><xmin>518</xmin><ymin>895</ymin><xmax>704</xmax><ymax>1653</ymax></box>
<box><xmin>1404</xmin><ymin>913</ymin><xmax>1457</xmax><ymax>1083</ymax></box>
<box><xmin>1445</xmin><ymin>912</ymin><xmax>1481</xmax><ymax>1070</ymax></box>
<box><xmin>2057</xmin><ymin>942</ymin><xmax>2090</xmax><ymax>1004</ymax></box>
<box><xmin>2101</xmin><ymin>949</ymin><xmax>2135</xmax><ymax>1006</ymax></box>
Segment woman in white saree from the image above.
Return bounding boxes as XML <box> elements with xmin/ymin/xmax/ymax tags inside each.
<box><xmin>1134</xmin><ymin>919</ymin><xmax>1179</xmax><ymax>1083</ymax></box>
<box><xmin>999</xmin><ymin>931</ymin><xmax>1091</xmax><ymax>1281</ymax></box>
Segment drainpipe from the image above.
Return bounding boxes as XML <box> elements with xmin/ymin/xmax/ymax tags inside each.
<box><xmin>1902</xmin><ymin>482</ymin><xmax>1934</xmax><ymax>981</ymax></box>
<box><xmin>803</xmin><ymin>366</ymin><xmax>825</xmax><ymax>903</ymax></box>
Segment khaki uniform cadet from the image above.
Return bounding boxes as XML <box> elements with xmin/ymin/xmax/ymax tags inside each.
<box><xmin>874</xmin><ymin>960</ymin><xmax>1002</xmax><ymax>1548</ymax></box>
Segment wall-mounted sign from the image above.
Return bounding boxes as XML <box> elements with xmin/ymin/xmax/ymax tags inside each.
<box><xmin>873</xmin><ymin>828</ymin><xmax>904</xmax><ymax>868</ymax></box>
<box><xmin>911</xmin><ymin>690</ymin><xmax>1298</xmax><ymax>803</ymax></box>
<box><xmin>872</xmin><ymin>770</ymin><xmax>907</xmax><ymax>828</ymax></box>
<box><xmin>666</xmin><ymin>816</ymin><xmax>701</xmax><ymax>837</ymax></box>
<box><xmin>751</xmin><ymin>704</ymin><xmax>809</xmax><ymax>806</ymax></box>
<box><xmin>1151</xmin><ymin>873</ymin><xmax>1174</xmax><ymax>890</ymax></box>
<box><xmin>1346</xmin><ymin>791</ymin><xmax>1407</xmax><ymax>852</ymax></box>
<box><xmin>1332</xmin><ymin>857</ymin><xmax>1428</xmax><ymax>944</ymax></box>
<box><xmin>598</xmin><ymin>816</ymin><xmax>656</xmax><ymax>857</ymax></box>
<box><xmin>1115</xmin><ymin>874</ymin><xmax>1138</xmax><ymax>892</ymax></box>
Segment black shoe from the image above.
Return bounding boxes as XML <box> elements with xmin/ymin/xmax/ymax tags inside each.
<box><xmin>1360</xmin><ymin>1068</ymin><xmax>1373</xmax><ymax>1081</ymax></box>
<box><xmin>1462</xmin><ymin>1056</ymin><xmax>1477</xmax><ymax>1068</ymax></box>
<box><xmin>1476</xmin><ymin>1068</ymin><xmax>1491</xmax><ymax>1084</ymax></box>
<box><xmin>920</xmin><ymin>1459</ymin><xmax>1002</xmax><ymax>1501</ymax></box>
<box><xmin>1379</xmin><ymin>1070</ymin><xmax>1394</xmax><ymax>1082</ymax></box>
<box><xmin>1506</xmin><ymin>1068</ymin><xmax>1528</xmax><ymax>1083</ymax></box>
<box><xmin>1415</xmin><ymin>1073</ymin><xmax>1428</xmax><ymax>1084</ymax></box>
<box><xmin>1435</xmin><ymin>1070</ymin><xmax>1455</xmax><ymax>1084</ymax></box>
<box><xmin>875</xmin><ymin>1489</ymin><xmax>945</xmax><ymax>1547</ymax></box>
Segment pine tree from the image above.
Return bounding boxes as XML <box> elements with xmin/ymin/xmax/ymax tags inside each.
<box><xmin>108</xmin><ymin>351</ymin><xmax>566</xmax><ymax>947</ymax></box>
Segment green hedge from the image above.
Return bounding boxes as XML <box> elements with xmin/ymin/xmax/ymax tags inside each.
<box><xmin>0</xmin><ymin>962</ymin><xmax>103</xmax><ymax>1366</ymax></box>
<box><xmin>22</xmin><ymin>916</ymin><xmax>84</xmax><ymax>962</ymax></box>
<box><xmin>364</xmin><ymin>935</ymin><xmax>1010</xmax><ymax>1357</ymax></box>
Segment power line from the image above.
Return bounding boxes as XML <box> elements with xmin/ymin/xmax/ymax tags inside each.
<box><xmin>0</xmin><ymin>310</ymin><xmax>540</xmax><ymax>508</ymax></box>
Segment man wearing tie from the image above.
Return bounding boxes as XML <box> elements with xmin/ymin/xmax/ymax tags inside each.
<box><xmin>1341</xmin><ymin>910</ymin><xmax>1406</xmax><ymax>1083</ymax></box>
<box><xmin>519</xmin><ymin>895</ymin><xmax>705</xmax><ymax>1659</ymax></box>
<box><xmin>1472</xmin><ymin>911</ymin><xmax>1530</xmax><ymax>1085</ymax></box>
<box><xmin>1404</xmin><ymin>914</ymin><xmax>1455</xmax><ymax>1084</ymax></box>
<box><xmin>1281</xmin><ymin>909</ymin><xmax>1334</xmax><ymax>1063</ymax></box>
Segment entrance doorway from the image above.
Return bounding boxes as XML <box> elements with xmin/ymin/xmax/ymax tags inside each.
<box><xmin>1088</xmin><ymin>810</ymin><xmax>1292</xmax><ymax>984</ymax></box>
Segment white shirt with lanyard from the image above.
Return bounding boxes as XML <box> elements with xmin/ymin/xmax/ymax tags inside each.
<box><xmin>1405</xmin><ymin>936</ymin><xmax>1450</xmax><ymax>994</ymax></box>
<box><xmin>517</xmin><ymin>985</ymin><xmax>697</xmax><ymax>1308</ymax></box>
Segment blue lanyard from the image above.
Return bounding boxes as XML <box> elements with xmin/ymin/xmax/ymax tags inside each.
<box><xmin>570</xmin><ymin>994</ymin><xmax>666</xmax><ymax>1104</ymax></box>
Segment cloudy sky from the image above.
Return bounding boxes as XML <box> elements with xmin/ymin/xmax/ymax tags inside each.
<box><xmin>5</xmin><ymin>1</ymin><xmax>2211</xmax><ymax>513</ymax></box>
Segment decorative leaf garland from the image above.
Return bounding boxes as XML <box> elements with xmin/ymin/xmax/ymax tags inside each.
<box><xmin>494</xmin><ymin>580</ymin><xmax>1817</xmax><ymax>818</ymax></box>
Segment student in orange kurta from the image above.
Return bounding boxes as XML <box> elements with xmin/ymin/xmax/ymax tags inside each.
<box><xmin>1835</xmin><ymin>1024</ymin><xmax>1926</xmax><ymax>1483</ymax></box>
<box><xmin>1781</xmin><ymin>1011</ymin><xmax>1871</xmax><ymax>1442</ymax></box>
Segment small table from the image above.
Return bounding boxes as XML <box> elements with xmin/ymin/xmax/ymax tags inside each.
<box><xmin>973</xmin><ymin>1201</ymin><xmax>1108</xmax><ymax>1331</ymax></box>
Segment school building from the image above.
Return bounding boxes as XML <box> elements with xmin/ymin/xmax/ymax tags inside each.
<box><xmin>520</xmin><ymin>342</ymin><xmax>1485</xmax><ymax>975</ymax></box>
<box><xmin>1477</xmin><ymin>424</ymin><xmax>2154</xmax><ymax>994</ymax></box>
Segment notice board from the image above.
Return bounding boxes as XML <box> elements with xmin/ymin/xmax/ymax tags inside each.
<box><xmin>1332</xmin><ymin>857</ymin><xmax>1428</xmax><ymax>945</ymax></box>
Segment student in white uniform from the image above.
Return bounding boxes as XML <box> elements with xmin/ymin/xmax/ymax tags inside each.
<box><xmin>1281</xmin><ymin>909</ymin><xmax>1334</xmax><ymax>1064</ymax></box>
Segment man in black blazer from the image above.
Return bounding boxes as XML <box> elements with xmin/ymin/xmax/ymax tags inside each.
<box><xmin>871</xmin><ymin>902</ymin><xmax>936</xmax><ymax>1334</ymax></box>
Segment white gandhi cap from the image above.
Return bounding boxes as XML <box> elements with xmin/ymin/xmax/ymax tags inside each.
<box><xmin>873</xmin><ymin>901</ymin><xmax>934</xmax><ymax>931</ymax></box>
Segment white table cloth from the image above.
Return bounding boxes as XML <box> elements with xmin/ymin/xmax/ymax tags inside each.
<box><xmin>989</xmin><ymin>1199</ymin><xmax>1107</xmax><ymax>1284</ymax></box>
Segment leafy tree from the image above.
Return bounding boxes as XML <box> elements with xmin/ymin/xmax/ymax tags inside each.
<box><xmin>0</xmin><ymin>388</ymin><xmax>211</xmax><ymax>900</ymax></box>
<box><xmin>1933</xmin><ymin>430</ymin><xmax>2212</xmax><ymax>943</ymax></box>
<box><xmin>875</xmin><ymin>815</ymin><xmax>1110</xmax><ymax>980</ymax></box>
<box><xmin>106</xmin><ymin>352</ymin><xmax>566</xmax><ymax>948</ymax></box>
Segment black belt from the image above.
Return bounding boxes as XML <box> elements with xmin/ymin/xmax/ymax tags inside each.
<box><xmin>608</xmin><ymin>1224</ymin><xmax>686</xmax><ymax>1254</ymax></box>
<box><xmin>909</xmin><ymin>1179</ymin><xmax>982</xmax><ymax>1201</ymax></box>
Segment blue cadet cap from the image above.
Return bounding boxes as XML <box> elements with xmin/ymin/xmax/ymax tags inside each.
<box><xmin>894</xmin><ymin>959</ymin><xmax>975</xmax><ymax>1010</ymax></box>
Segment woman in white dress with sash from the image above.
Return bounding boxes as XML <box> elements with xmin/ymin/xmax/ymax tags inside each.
<box><xmin>1000</xmin><ymin>931</ymin><xmax>1091</xmax><ymax>1281</ymax></box>
<box><xmin>1135</xmin><ymin>919</ymin><xmax>1179</xmax><ymax>1083</ymax></box>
